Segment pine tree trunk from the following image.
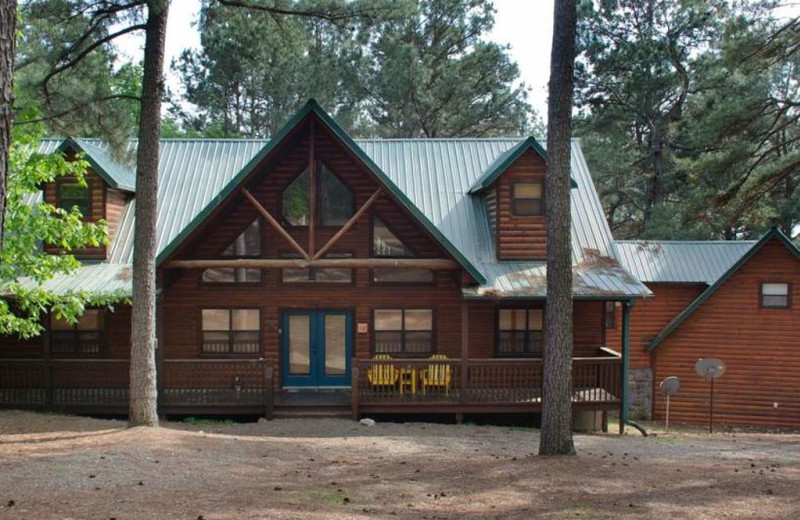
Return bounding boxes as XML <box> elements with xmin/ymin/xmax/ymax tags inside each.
<box><xmin>129</xmin><ymin>0</ymin><xmax>169</xmax><ymax>427</ymax></box>
<box><xmin>0</xmin><ymin>0</ymin><xmax>17</xmax><ymax>265</ymax></box>
<box><xmin>540</xmin><ymin>0</ymin><xmax>577</xmax><ymax>456</ymax></box>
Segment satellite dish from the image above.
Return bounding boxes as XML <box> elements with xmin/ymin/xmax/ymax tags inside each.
<box><xmin>695</xmin><ymin>358</ymin><xmax>726</xmax><ymax>380</ymax></box>
<box><xmin>660</xmin><ymin>376</ymin><xmax>680</xmax><ymax>397</ymax></box>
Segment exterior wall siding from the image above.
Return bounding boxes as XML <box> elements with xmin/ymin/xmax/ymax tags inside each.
<box><xmin>105</xmin><ymin>188</ymin><xmax>129</xmax><ymax>244</ymax></box>
<box><xmin>653</xmin><ymin>238</ymin><xmax>800</xmax><ymax>428</ymax></box>
<box><xmin>605</xmin><ymin>283</ymin><xmax>706</xmax><ymax>419</ymax></box>
<box><xmin>495</xmin><ymin>149</ymin><xmax>547</xmax><ymax>260</ymax></box>
<box><xmin>484</xmin><ymin>190</ymin><xmax>497</xmax><ymax>238</ymax></box>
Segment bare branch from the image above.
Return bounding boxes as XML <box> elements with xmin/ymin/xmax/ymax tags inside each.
<box><xmin>214</xmin><ymin>0</ymin><xmax>387</xmax><ymax>24</ymax></box>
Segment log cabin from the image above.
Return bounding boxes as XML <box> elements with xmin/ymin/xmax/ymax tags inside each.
<box><xmin>0</xmin><ymin>100</ymin><xmax>651</xmax><ymax>423</ymax></box>
<box><xmin>612</xmin><ymin>230</ymin><xmax>800</xmax><ymax>429</ymax></box>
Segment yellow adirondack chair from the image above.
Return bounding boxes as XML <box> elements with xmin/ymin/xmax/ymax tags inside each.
<box><xmin>366</xmin><ymin>354</ymin><xmax>399</xmax><ymax>390</ymax></box>
<box><xmin>420</xmin><ymin>354</ymin><xmax>452</xmax><ymax>395</ymax></box>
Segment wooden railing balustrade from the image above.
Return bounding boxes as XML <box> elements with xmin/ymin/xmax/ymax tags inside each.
<box><xmin>351</xmin><ymin>355</ymin><xmax>622</xmax><ymax>417</ymax></box>
<box><xmin>0</xmin><ymin>358</ymin><xmax>273</xmax><ymax>417</ymax></box>
<box><xmin>1</xmin><ymin>352</ymin><xmax>620</xmax><ymax>419</ymax></box>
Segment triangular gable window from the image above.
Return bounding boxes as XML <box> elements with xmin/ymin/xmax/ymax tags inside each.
<box><xmin>372</xmin><ymin>216</ymin><xmax>433</xmax><ymax>283</ymax></box>
<box><xmin>202</xmin><ymin>220</ymin><xmax>261</xmax><ymax>283</ymax></box>
<box><xmin>281</xmin><ymin>162</ymin><xmax>354</xmax><ymax>226</ymax></box>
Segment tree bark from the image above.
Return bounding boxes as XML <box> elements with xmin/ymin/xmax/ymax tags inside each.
<box><xmin>0</xmin><ymin>0</ymin><xmax>17</xmax><ymax>266</ymax></box>
<box><xmin>540</xmin><ymin>0</ymin><xmax>577</xmax><ymax>456</ymax></box>
<box><xmin>129</xmin><ymin>0</ymin><xmax>168</xmax><ymax>427</ymax></box>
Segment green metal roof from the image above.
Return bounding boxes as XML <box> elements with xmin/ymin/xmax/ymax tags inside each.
<box><xmin>36</xmin><ymin>101</ymin><xmax>652</xmax><ymax>299</ymax></box>
<box><xmin>15</xmin><ymin>262</ymin><xmax>133</xmax><ymax>298</ymax></box>
<box><xmin>57</xmin><ymin>138</ymin><xmax>136</xmax><ymax>192</ymax></box>
<box><xmin>616</xmin><ymin>240</ymin><xmax>756</xmax><ymax>284</ymax></box>
<box><xmin>646</xmin><ymin>228</ymin><xmax>800</xmax><ymax>350</ymax></box>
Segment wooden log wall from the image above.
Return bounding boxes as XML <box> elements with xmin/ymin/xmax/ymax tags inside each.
<box><xmin>605</xmin><ymin>283</ymin><xmax>707</xmax><ymax>370</ymax></box>
<box><xmin>653</xmin><ymin>237</ymin><xmax>800</xmax><ymax>428</ymax></box>
<box><xmin>105</xmin><ymin>187</ymin><xmax>129</xmax><ymax>244</ymax></box>
<box><xmin>495</xmin><ymin>149</ymin><xmax>546</xmax><ymax>260</ymax></box>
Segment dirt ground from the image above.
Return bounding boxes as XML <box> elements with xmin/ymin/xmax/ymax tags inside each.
<box><xmin>1</xmin><ymin>411</ymin><xmax>799</xmax><ymax>520</ymax></box>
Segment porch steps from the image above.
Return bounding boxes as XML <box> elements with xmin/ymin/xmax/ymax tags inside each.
<box><xmin>272</xmin><ymin>406</ymin><xmax>351</xmax><ymax>419</ymax></box>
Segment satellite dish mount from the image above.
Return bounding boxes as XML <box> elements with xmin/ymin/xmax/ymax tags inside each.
<box><xmin>695</xmin><ymin>358</ymin><xmax>726</xmax><ymax>433</ymax></box>
<box><xmin>659</xmin><ymin>376</ymin><xmax>680</xmax><ymax>433</ymax></box>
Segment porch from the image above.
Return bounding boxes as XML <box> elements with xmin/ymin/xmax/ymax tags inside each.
<box><xmin>351</xmin><ymin>351</ymin><xmax>622</xmax><ymax>418</ymax></box>
<box><xmin>0</xmin><ymin>353</ymin><xmax>622</xmax><ymax>419</ymax></box>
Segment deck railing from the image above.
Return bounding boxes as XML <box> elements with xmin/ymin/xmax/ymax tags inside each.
<box><xmin>0</xmin><ymin>358</ymin><xmax>273</xmax><ymax>416</ymax></box>
<box><xmin>351</xmin><ymin>355</ymin><xmax>622</xmax><ymax>417</ymax></box>
<box><xmin>2</xmin><ymin>354</ymin><xmax>619</xmax><ymax>418</ymax></box>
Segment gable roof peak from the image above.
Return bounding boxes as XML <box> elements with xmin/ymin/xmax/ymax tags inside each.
<box><xmin>155</xmin><ymin>97</ymin><xmax>488</xmax><ymax>284</ymax></box>
<box><xmin>57</xmin><ymin>137</ymin><xmax>136</xmax><ymax>192</ymax></box>
<box><xmin>647</xmin><ymin>227</ymin><xmax>800</xmax><ymax>350</ymax></box>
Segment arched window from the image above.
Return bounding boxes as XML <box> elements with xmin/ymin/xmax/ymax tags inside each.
<box><xmin>281</xmin><ymin>162</ymin><xmax>353</xmax><ymax>226</ymax></box>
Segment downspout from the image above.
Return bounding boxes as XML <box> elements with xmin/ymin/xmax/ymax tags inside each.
<box><xmin>620</xmin><ymin>300</ymin><xmax>647</xmax><ymax>436</ymax></box>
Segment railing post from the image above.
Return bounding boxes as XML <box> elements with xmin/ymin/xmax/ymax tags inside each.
<box><xmin>156</xmin><ymin>356</ymin><xmax>164</xmax><ymax>418</ymax></box>
<box><xmin>351</xmin><ymin>363</ymin><xmax>359</xmax><ymax>421</ymax></box>
<box><xmin>42</xmin><ymin>329</ymin><xmax>53</xmax><ymax>409</ymax></box>
<box><xmin>264</xmin><ymin>364</ymin><xmax>274</xmax><ymax>420</ymax></box>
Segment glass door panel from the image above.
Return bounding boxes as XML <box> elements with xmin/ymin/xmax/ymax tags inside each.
<box><xmin>288</xmin><ymin>314</ymin><xmax>311</xmax><ymax>375</ymax></box>
<box><xmin>324</xmin><ymin>314</ymin><xmax>347</xmax><ymax>376</ymax></box>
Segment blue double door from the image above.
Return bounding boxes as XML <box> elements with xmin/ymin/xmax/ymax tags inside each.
<box><xmin>281</xmin><ymin>310</ymin><xmax>353</xmax><ymax>387</ymax></box>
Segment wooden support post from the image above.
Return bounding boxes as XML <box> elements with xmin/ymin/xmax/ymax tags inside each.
<box><xmin>264</xmin><ymin>365</ymin><xmax>274</xmax><ymax>421</ymax></box>
<box><xmin>351</xmin><ymin>363</ymin><xmax>359</xmax><ymax>421</ymax></box>
<box><xmin>308</xmin><ymin>119</ymin><xmax>316</xmax><ymax>256</ymax></box>
<box><xmin>156</xmin><ymin>293</ymin><xmax>165</xmax><ymax>419</ymax></box>
<box><xmin>42</xmin><ymin>321</ymin><xmax>52</xmax><ymax>409</ymax></box>
<box><xmin>619</xmin><ymin>300</ymin><xmax>632</xmax><ymax>435</ymax></box>
<box><xmin>241</xmin><ymin>187</ymin><xmax>309</xmax><ymax>260</ymax></box>
<box><xmin>313</xmin><ymin>188</ymin><xmax>382</xmax><ymax>261</ymax></box>
<box><xmin>460</xmin><ymin>302</ymin><xmax>468</xmax><ymax>405</ymax></box>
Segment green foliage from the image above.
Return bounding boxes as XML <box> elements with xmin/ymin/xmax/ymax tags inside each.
<box><xmin>171</xmin><ymin>0</ymin><xmax>536</xmax><ymax>138</ymax></box>
<box><xmin>360</xmin><ymin>0</ymin><xmax>532</xmax><ymax>137</ymax></box>
<box><xmin>0</xmin><ymin>130</ymin><xmax>126</xmax><ymax>338</ymax></box>
<box><xmin>15</xmin><ymin>0</ymin><xmax>142</xmax><ymax>155</ymax></box>
<box><xmin>576</xmin><ymin>0</ymin><xmax>800</xmax><ymax>239</ymax></box>
<box><xmin>172</xmin><ymin>0</ymin><xmax>368</xmax><ymax>137</ymax></box>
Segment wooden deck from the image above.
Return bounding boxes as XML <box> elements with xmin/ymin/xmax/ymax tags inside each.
<box><xmin>351</xmin><ymin>356</ymin><xmax>622</xmax><ymax>417</ymax></box>
<box><xmin>0</xmin><ymin>355</ymin><xmax>622</xmax><ymax>418</ymax></box>
<box><xmin>0</xmin><ymin>359</ymin><xmax>274</xmax><ymax>416</ymax></box>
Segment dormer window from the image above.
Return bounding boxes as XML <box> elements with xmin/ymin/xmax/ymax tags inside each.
<box><xmin>58</xmin><ymin>180</ymin><xmax>91</xmax><ymax>216</ymax></box>
<box><xmin>281</xmin><ymin>162</ymin><xmax>354</xmax><ymax>226</ymax></box>
<box><xmin>202</xmin><ymin>220</ymin><xmax>261</xmax><ymax>283</ymax></box>
<box><xmin>512</xmin><ymin>182</ymin><xmax>543</xmax><ymax>216</ymax></box>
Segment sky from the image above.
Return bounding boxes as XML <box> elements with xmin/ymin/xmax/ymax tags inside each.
<box><xmin>116</xmin><ymin>0</ymin><xmax>799</xmax><ymax>121</ymax></box>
